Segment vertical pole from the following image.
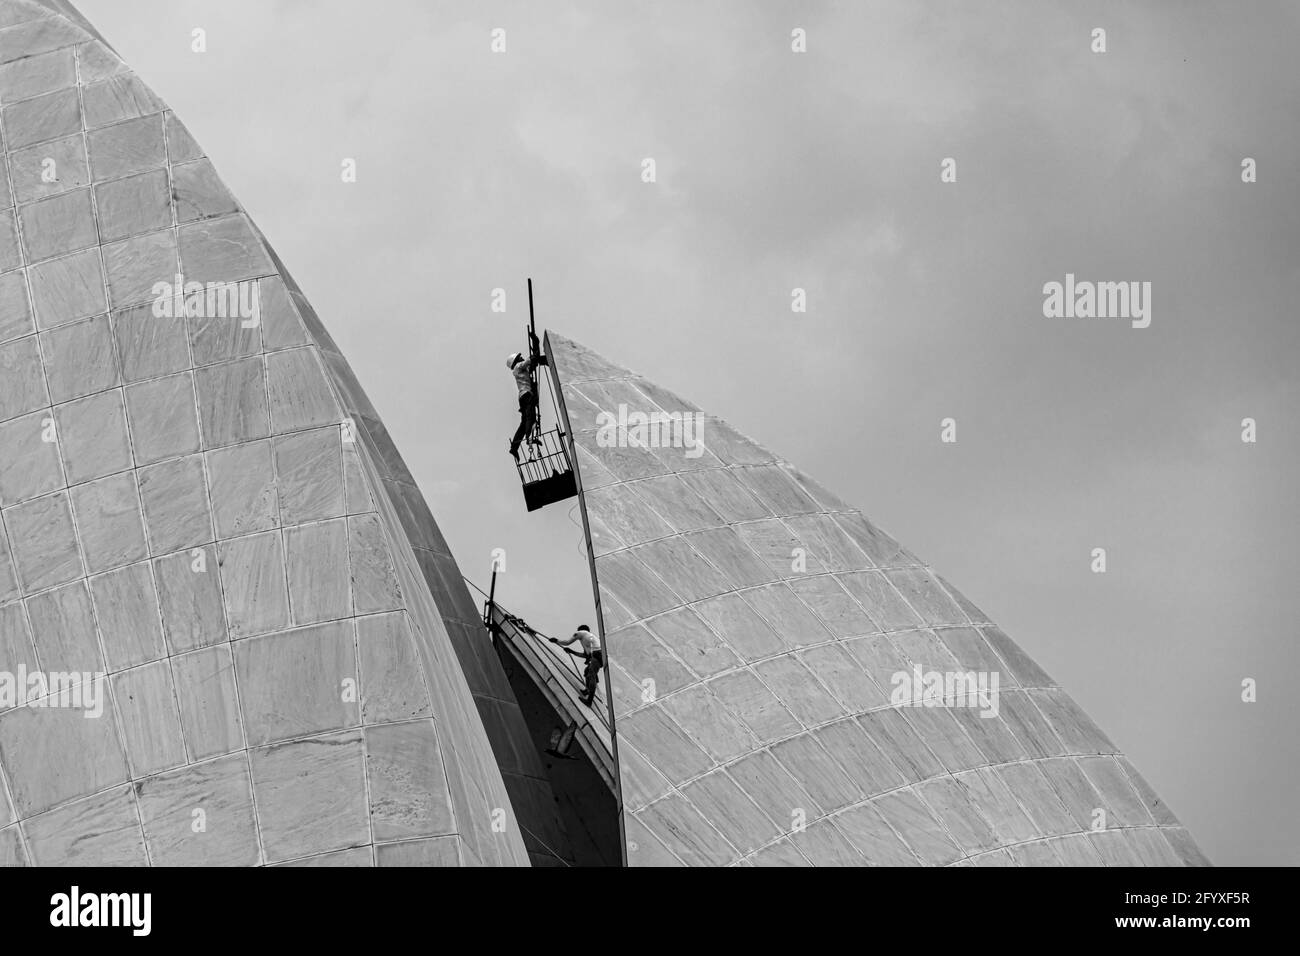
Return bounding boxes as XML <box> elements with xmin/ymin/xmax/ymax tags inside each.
<box><xmin>485</xmin><ymin>567</ymin><xmax>498</xmax><ymax>637</ymax></box>
<box><xmin>544</xmin><ymin>330</ymin><xmax>628</xmax><ymax>867</ymax></box>
<box><xmin>526</xmin><ymin>278</ymin><xmax>541</xmax><ymax>444</ymax></box>
<box><xmin>527</xmin><ymin>277</ymin><xmax>536</xmax><ymax>349</ymax></box>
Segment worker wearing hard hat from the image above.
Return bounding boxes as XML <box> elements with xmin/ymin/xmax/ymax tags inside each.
<box><xmin>506</xmin><ymin>334</ymin><xmax>546</xmax><ymax>460</ymax></box>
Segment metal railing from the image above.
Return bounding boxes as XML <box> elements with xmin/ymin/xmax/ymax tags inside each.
<box><xmin>493</xmin><ymin>607</ymin><xmax>608</xmax><ymax>720</ymax></box>
<box><xmin>464</xmin><ymin>575</ymin><xmax>609</xmax><ymax>722</ymax></box>
<box><xmin>516</xmin><ymin>427</ymin><xmax>572</xmax><ymax>484</ymax></box>
<box><xmin>516</xmin><ymin>427</ymin><xmax>578</xmax><ymax>512</ymax></box>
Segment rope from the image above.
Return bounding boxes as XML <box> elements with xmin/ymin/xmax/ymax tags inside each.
<box><xmin>462</xmin><ymin>576</ymin><xmax>607</xmax><ymax>709</ymax></box>
<box><xmin>567</xmin><ymin>503</ymin><xmax>589</xmax><ymax>561</ymax></box>
<box><xmin>463</xmin><ymin>576</ymin><xmax>588</xmax><ymax>684</ymax></box>
<box><xmin>463</xmin><ymin>575</ymin><xmax>491</xmax><ymax>601</ymax></box>
<box><xmin>516</xmin><ymin>819</ymin><xmax>573</xmax><ymax>868</ymax></box>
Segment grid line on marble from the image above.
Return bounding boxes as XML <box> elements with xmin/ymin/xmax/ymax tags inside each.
<box><xmin>547</xmin><ymin>332</ymin><xmax>1206</xmax><ymax>868</ymax></box>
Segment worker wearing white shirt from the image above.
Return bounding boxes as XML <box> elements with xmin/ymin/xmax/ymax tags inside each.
<box><xmin>552</xmin><ymin>625</ymin><xmax>603</xmax><ymax>706</ymax></box>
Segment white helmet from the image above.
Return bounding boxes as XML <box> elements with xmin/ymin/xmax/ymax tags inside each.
<box><xmin>507</xmin><ymin>352</ymin><xmax>523</xmax><ymax>369</ymax></box>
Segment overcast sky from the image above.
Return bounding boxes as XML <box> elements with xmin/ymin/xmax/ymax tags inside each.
<box><xmin>79</xmin><ymin>0</ymin><xmax>1300</xmax><ymax>865</ymax></box>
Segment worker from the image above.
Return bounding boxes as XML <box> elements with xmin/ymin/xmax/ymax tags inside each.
<box><xmin>506</xmin><ymin>332</ymin><xmax>547</xmax><ymax>460</ymax></box>
<box><xmin>551</xmin><ymin>625</ymin><xmax>603</xmax><ymax>706</ymax></box>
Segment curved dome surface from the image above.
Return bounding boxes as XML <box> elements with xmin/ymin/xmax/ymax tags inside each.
<box><xmin>547</xmin><ymin>333</ymin><xmax>1209</xmax><ymax>867</ymax></box>
<box><xmin>0</xmin><ymin>0</ymin><xmax>570</xmax><ymax>866</ymax></box>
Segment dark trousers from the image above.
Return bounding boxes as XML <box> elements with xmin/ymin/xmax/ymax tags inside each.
<box><xmin>511</xmin><ymin>391</ymin><xmax>538</xmax><ymax>453</ymax></box>
<box><xmin>581</xmin><ymin>650</ymin><xmax>603</xmax><ymax>704</ymax></box>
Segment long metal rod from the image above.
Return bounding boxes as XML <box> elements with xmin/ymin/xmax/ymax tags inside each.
<box><xmin>485</xmin><ymin>567</ymin><xmax>498</xmax><ymax>641</ymax></box>
<box><xmin>526</xmin><ymin>278</ymin><xmax>541</xmax><ymax>442</ymax></box>
<box><xmin>527</xmin><ymin>277</ymin><xmax>536</xmax><ymax>344</ymax></box>
<box><xmin>544</xmin><ymin>329</ymin><xmax>628</xmax><ymax>866</ymax></box>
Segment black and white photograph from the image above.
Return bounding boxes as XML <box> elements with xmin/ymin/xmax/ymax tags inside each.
<box><xmin>0</xmin><ymin>0</ymin><xmax>1292</xmax><ymax>937</ymax></box>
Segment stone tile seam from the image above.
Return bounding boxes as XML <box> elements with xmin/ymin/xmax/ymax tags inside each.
<box><xmin>0</xmin><ymin>635</ymin><xmax>503</xmax><ymax>715</ymax></box>
<box><xmin>565</xmin><ymin>373</ymin><xmax>782</xmax><ymax>461</ymax></box>
<box><xmin>900</xmin><ymin>756</ymin><xmax>1145</xmax><ymax>867</ymax></box>
<box><xmin>645</xmin><ymin>754</ymin><xmax>1164</xmax><ymax>867</ymax></box>
<box><xmin>353</xmin><ymin>624</ymin><xmax>378</xmax><ymax>858</ymax></box>
<box><xmin>0</xmin><ymin>482</ymin><xmax>373</xmax><ymax>581</ymax></box>
<box><xmin>1</xmin><ymin>103</ymin><xmax>266</xmax><ymax>303</ymax></box>
<box><xmin>953</xmin><ymin>824</ymin><xmax>1191</xmax><ymax>866</ymax></box>
<box><xmin>27</xmin><ymin>158</ymin><xmax>229</xmax><ymax>228</ymax></box>
<box><xmin>615</xmin><ymin>683</ymin><xmax>1070</xmax><ymax>769</ymax></box>
<box><xmin>35</xmin><ymin>48</ymin><xmax>139</xmax><ymax>845</ymax></box>
<box><xmin>3</xmin><ymin>712</ymin><xmax>456</xmax><ymax>832</ymax></box>
<box><xmin>601</xmin><ymin>564</ymin><xmax>968</xmax><ymax>645</ymax></box>
<box><xmin>625</xmin><ymin>701</ymin><xmax>1071</xmax><ymax>825</ymax></box>
<box><xmin>0</xmin><ymin>522</ymin><xmax>379</xmax><ymax>629</ymax></box>
<box><xmin>0</xmin><ymin>323</ymin><xmax>329</xmax><ymax>427</ymax></box>
<box><xmin>0</xmin><ymin>623</ymin><xmax>514</xmax><ymax>794</ymax></box>
<box><xmin>698</xmin><ymin>670</ymin><xmax>1089</xmax><ymax>793</ymax></box>
<box><xmin>637</xmin><ymin>595</ymin><xmax>1076</xmax><ymax>759</ymax></box>
<box><xmin>0</xmin><ymin>84</ymin><xmax>167</xmax><ymax>153</ymax></box>
<box><xmin>596</xmin><ymin>458</ymin><xmax>851</xmax><ymax>516</ymax></box>
<box><xmin>948</xmin><ymin>827</ymin><xmax>1186</xmax><ymax>867</ymax></box>
<box><xmin>9</xmin><ymin>236</ymin><xmax>278</xmax><ymax>320</ymax></box>
<box><xmin>600</xmin><ymin>549</ymin><xmax>1048</xmax><ymax>729</ymax></box>
<box><xmin>559</xmin><ymin>350</ymin><xmax>825</xmax><ymax>864</ymax></box>
<box><xmin>592</xmin><ymin>507</ymin><xmax>909</xmax><ymax>566</ymax></box>
<box><xmin>271</xmin><ymin>833</ymin><xmax>462</xmax><ymax>869</ymax></box>
<box><xmin>594</xmin><ymin>510</ymin><xmax>920</xmax><ymax>631</ymax></box>
<box><xmin>0</xmin><ymin>358</ymin><xmax>341</xmax><ymax>497</ymax></box>
<box><xmin>562</xmin><ymin>372</ymin><xmax>778</xmax><ymax>473</ymax></box>
<box><xmin>0</xmin><ymin>718</ymin><xmax>32</xmax><ymax>862</ymax></box>
<box><xmin>603</xmin><ymin>463</ymin><xmax>906</xmax><ymax>537</ymax></box>
<box><xmin>597</xmin><ymin>529</ymin><xmax>1021</xmax><ymax>760</ymax></box>
<box><xmin>342</xmin><ymin>434</ymin><xmax>510</xmax><ymax>860</ymax></box>
<box><xmin>1</xmin><ymin>21</ymin><xmax>500</xmax><ymax>862</ymax></box>
<box><xmin>562</xmin><ymin>369</ymin><xmax>912</xmax><ymax>539</ymax></box>
<box><xmin>0</xmin><ymin>249</ymin><xmax>273</xmax><ymax>324</ymax></box>
<box><xmin>0</xmin><ymin>509</ymin><xmax>387</xmax><ymax>616</ymax></box>
<box><xmin>620</xmin><ymin>700</ymin><xmax>1103</xmax><ymax>829</ymax></box>
<box><xmin>0</xmin><ymin>54</ymin><xmax>31</xmax><ymax>619</ymax></box>
<box><xmin>312</xmin><ymin>362</ymin><xmax>486</xmax><ymax>730</ymax></box>
<box><xmin>594</xmin><ymin>514</ymin><xmax>925</xmax><ymax>723</ymax></box>
<box><xmin>0</xmin><ymin>7</ymin><xmax>55</xmax><ymax>40</ymax></box>
<box><xmin>0</xmin><ymin>621</ymin><xmax>452</xmax><ymax>842</ymax></box>
<box><xmin>593</xmin><ymin>502</ymin><xmax>866</xmax><ymax>554</ymax></box>
<box><xmin>89</xmin><ymin>76</ymin><xmax>191</xmax><ymax>777</ymax></box>
<box><xmin>0</xmin><ymin>14</ymin><xmax>89</xmax><ymax>63</ymax></box>
<box><xmin>338</xmin><ymin>422</ymin><xmax>376</xmax><ymax>852</ymax></box>
<box><xmin>3</xmin><ymin>80</ymin><xmax>64</xmax><ymax>533</ymax></box>
<box><xmin>743</xmin><ymin>821</ymin><xmax>1188</xmax><ymax>868</ymax></box>
<box><xmin>575</xmin><ymin>444</ymin><xmax>741</xmax><ymax>482</ymax></box>
<box><xmin>557</xmin><ymin>346</ymin><xmax>987</xmax><ymax>861</ymax></box>
<box><xmin>607</xmin><ymin>626</ymin><xmax>1045</xmax><ymax>723</ymax></box>
<box><xmin>11</xmin><ymin>177</ymin><xmax>232</xmax><ymax>266</ymax></box>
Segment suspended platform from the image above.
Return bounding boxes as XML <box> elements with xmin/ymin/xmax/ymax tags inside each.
<box><xmin>517</xmin><ymin>428</ymin><xmax>578</xmax><ymax>512</ymax></box>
